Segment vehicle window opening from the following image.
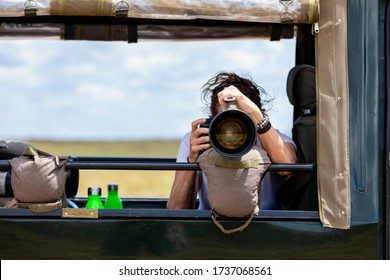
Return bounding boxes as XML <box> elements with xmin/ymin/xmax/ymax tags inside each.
<box><xmin>0</xmin><ymin>23</ymin><xmax>318</xmax><ymax>214</ymax></box>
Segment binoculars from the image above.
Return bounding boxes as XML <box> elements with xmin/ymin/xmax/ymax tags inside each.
<box><xmin>200</xmin><ymin>97</ymin><xmax>257</xmax><ymax>158</ymax></box>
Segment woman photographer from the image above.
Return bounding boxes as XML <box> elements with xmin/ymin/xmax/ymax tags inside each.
<box><xmin>167</xmin><ymin>72</ymin><xmax>297</xmax><ymax>210</ymax></box>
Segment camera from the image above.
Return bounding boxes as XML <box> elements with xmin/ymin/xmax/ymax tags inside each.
<box><xmin>199</xmin><ymin>98</ymin><xmax>257</xmax><ymax>158</ymax></box>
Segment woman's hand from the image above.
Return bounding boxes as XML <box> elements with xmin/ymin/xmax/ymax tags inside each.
<box><xmin>217</xmin><ymin>85</ymin><xmax>263</xmax><ymax>120</ymax></box>
<box><xmin>187</xmin><ymin>118</ymin><xmax>212</xmax><ymax>163</ymax></box>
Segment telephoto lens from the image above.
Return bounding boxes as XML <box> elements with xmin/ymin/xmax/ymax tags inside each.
<box><xmin>208</xmin><ymin>109</ymin><xmax>256</xmax><ymax>158</ymax></box>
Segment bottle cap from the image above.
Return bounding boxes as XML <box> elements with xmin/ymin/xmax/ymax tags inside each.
<box><xmin>107</xmin><ymin>183</ymin><xmax>119</xmax><ymax>191</ymax></box>
<box><xmin>88</xmin><ymin>186</ymin><xmax>102</xmax><ymax>196</ymax></box>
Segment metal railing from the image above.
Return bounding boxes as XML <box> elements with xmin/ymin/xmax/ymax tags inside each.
<box><xmin>0</xmin><ymin>156</ymin><xmax>316</xmax><ymax>172</ymax></box>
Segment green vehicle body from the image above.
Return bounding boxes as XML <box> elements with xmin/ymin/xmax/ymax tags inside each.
<box><xmin>0</xmin><ymin>0</ymin><xmax>389</xmax><ymax>259</ymax></box>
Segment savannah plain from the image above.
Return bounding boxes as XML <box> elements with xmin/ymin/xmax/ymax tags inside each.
<box><xmin>28</xmin><ymin>140</ymin><xmax>181</xmax><ymax>198</ymax></box>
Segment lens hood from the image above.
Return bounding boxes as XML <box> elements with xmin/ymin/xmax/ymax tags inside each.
<box><xmin>209</xmin><ymin>109</ymin><xmax>256</xmax><ymax>158</ymax></box>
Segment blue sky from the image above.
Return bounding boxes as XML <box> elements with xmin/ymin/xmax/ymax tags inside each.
<box><xmin>0</xmin><ymin>37</ymin><xmax>295</xmax><ymax>141</ymax></box>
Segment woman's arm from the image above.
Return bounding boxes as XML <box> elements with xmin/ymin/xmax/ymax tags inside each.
<box><xmin>217</xmin><ymin>86</ymin><xmax>297</xmax><ymax>175</ymax></box>
<box><xmin>167</xmin><ymin>118</ymin><xmax>211</xmax><ymax>209</ymax></box>
<box><xmin>167</xmin><ymin>170</ymin><xmax>198</xmax><ymax>209</ymax></box>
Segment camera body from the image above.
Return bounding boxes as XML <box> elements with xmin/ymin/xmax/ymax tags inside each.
<box><xmin>199</xmin><ymin>100</ymin><xmax>257</xmax><ymax>158</ymax></box>
<box><xmin>199</xmin><ymin>117</ymin><xmax>213</xmax><ymax>130</ymax></box>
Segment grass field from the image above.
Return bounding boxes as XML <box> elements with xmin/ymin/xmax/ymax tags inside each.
<box><xmin>28</xmin><ymin>140</ymin><xmax>181</xmax><ymax>198</ymax></box>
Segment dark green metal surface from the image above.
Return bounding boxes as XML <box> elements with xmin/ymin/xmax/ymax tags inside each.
<box><xmin>0</xmin><ymin>208</ymin><xmax>378</xmax><ymax>260</ymax></box>
<box><xmin>347</xmin><ymin>0</ymin><xmax>388</xmax><ymax>258</ymax></box>
<box><xmin>0</xmin><ymin>0</ymin><xmax>388</xmax><ymax>260</ymax></box>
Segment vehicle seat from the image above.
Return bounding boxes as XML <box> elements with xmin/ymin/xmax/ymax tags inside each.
<box><xmin>279</xmin><ymin>64</ymin><xmax>318</xmax><ymax>210</ymax></box>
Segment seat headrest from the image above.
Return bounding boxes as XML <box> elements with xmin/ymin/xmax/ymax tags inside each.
<box><xmin>286</xmin><ymin>64</ymin><xmax>316</xmax><ymax>109</ymax></box>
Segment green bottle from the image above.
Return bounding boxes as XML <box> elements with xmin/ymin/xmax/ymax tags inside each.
<box><xmin>104</xmin><ymin>183</ymin><xmax>123</xmax><ymax>209</ymax></box>
<box><xmin>85</xmin><ymin>187</ymin><xmax>104</xmax><ymax>209</ymax></box>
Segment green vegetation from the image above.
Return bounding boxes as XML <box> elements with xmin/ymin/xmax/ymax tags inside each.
<box><xmin>28</xmin><ymin>140</ymin><xmax>181</xmax><ymax>198</ymax></box>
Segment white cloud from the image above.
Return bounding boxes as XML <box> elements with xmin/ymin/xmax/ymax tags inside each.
<box><xmin>0</xmin><ymin>37</ymin><xmax>295</xmax><ymax>140</ymax></box>
<box><xmin>76</xmin><ymin>83</ymin><xmax>127</xmax><ymax>102</ymax></box>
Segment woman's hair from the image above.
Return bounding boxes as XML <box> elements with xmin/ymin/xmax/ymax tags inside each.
<box><xmin>201</xmin><ymin>72</ymin><xmax>270</xmax><ymax>117</ymax></box>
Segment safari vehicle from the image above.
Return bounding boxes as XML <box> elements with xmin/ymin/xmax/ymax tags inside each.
<box><xmin>0</xmin><ymin>0</ymin><xmax>389</xmax><ymax>260</ymax></box>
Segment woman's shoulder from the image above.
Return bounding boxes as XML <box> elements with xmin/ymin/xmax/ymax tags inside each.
<box><xmin>181</xmin><ymin>131</ymin><xmax>192</xmax><ymax>142</ymax></box>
